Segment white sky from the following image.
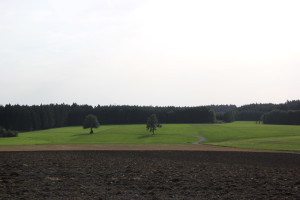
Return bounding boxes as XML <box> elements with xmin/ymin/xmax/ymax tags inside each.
<box><xmin>0</xmin><ymin>0</ymin><xmax>299</xmax><ymax>106</ymax></box>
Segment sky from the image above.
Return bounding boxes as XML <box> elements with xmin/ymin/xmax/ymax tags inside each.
<box><xmin>0</xmin><ymin>0</ymin><xmax>299</xmax><ymax>107</ymax></box>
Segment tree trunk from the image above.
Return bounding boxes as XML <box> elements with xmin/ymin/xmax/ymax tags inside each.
<box><xmin>152</xmin><ymin>130</ymin><xmax>155</xmax><ymax>135</ymax></box>
<box><xmin>90</xmin><ymin>127</ymin><xmax>93</xmax><ymax>134</ymax></box>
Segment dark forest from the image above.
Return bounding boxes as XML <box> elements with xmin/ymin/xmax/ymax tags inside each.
<box><xmin>0</xmin><ymin>104</ymin><xmax>216</xmax><ymax>131</ymax></box>
<box><xmin>0</xmin><ymin>100</ymin><xmax>299</xmax><ymax>132</ymax></box>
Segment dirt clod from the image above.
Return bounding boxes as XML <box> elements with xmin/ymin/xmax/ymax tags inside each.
<box><xmin>0</xmin><ymin>151</ymin><xmax>299</xmax><ymax>199</ymax></box>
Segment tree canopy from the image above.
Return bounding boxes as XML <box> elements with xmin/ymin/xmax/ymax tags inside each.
<box><xmin>1</xmin><ymin>100</ymin><xmax>299</xmax><ymax>131</ymax></box>
<box><xmin>262</xmin><ymin>110</ymin><xmax>300</xmax><ymax>125</ymax></box>
<box><xmin>215</xmin><ymin>100</ymin><xmax>300</xmax><ymax>123</ymax></box>
<box><xmin>0</xmin><ymin>126</ymin><xmax>18</xmax><ymax>137</ymax></box>
<box><xmin>0</xmin><ymin>104</ymin><xmax>216</xmax><ymax>131</ymax></box>
<box><xmin>83</xmin><ymin>114</ymin><xmax>100</xmax><ymax>134</ymax></box>
<box><xmin>146</xmin><ymin>114</ymin><xmax>161</xmax><ymax>135</ymax></box>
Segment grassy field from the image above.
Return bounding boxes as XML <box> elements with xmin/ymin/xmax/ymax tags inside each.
<box><xmin>0</xmin><ymin>122</ymin><xmax>299</xmax><ymax>151</ymax></box>
<box><xmin>193</xmin><ymin>122</ymin><xmax>300</xmax><ymax>151</ymax></box>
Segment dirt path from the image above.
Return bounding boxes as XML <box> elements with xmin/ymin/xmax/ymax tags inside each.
<box><xmin>0</xmin><ymin>143</ymin><xmax>297</xmax><ymax>153</ymax></box>
<box><xmin>190</xmin><ymin>135</ymin><xmax>205</xmax><ymax>144</ymax></box>
<box><xmin>0</xmin><ymin>135</ymin><xmax>298</xmax><ymax>154</ymax></box>
<box><xmin>166</xmin><ymin>133</ymin><xmax>206</xmax><ymax>144</ymax></box>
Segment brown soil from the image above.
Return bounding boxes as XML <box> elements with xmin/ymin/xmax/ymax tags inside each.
<box><xmin>1</xmin><ymin>151</ymin><xmax>300</xmax><ymax>199</ymax></box>
<box><xmin>0</xmin><ymin>144</ymin><xmax>296</xmax><ymax>153</ymax></box>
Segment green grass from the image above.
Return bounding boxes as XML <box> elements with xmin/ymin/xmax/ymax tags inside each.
<box><xmin>0</xmin><ymin>124</ymin><xmax>198</xmax><ymax>146</ymax></box>
<box><xmin>193</xmin><ymin>121</ymin><xmax>300</xmax><ymax>151</ymax></box>
<box><xmin>209</xmin><ymin>136</ymin><xmax>300</xmax><ymax>151</ymax></box>
<box><xmin>0</xmin><ymin>121</ymin><xmax>300</xmax><ymax>151</ymax></box>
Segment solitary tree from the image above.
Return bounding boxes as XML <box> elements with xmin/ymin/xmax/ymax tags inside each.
<box><xmin>146</xmin><ymin>114</ymin><xmax>162</xmax><ymax>135</ymax></box>
<box><xmin>83</xmin><ymin>114</ymin><xmax>100</xmax><ymax>134</ymax></box>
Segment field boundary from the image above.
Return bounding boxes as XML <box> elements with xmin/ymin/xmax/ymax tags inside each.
<box><xmin>0</xmin><ymin>144</ymin><xmax>298</xmax><ymax>153</ymax></box>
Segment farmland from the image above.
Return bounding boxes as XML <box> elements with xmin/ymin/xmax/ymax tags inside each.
<box><xmin>1</xmin><ymin>151</ymin><xmax>300</xmax><ymax>199</ymax></box>
<box><xmin>1</xmin><ymin>122</ymin><xmax>300</xmax><ymax>199</ymax></box>
<box><xmin>0</xmin><ymin>121</ymin><xmax>299</xmax><ymax>151</ymax></box>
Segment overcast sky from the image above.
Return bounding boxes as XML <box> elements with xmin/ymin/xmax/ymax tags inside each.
<box><xmin>0</xmin><ymin>0</ymin><xmax>299</xmax><ymax>107</ymax></box>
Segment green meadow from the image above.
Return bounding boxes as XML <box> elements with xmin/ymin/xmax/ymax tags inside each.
<box><xmin>0</xmin><ymin>121</ymin><xmax>299</xmax><ymax>151</ymax></box>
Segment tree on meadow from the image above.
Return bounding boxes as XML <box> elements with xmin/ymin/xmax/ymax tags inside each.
<box><xmin>146</xmin><ymin>114</ymin><xmax>162</xmax><ymax>135</ymax></box>
<box><xmin>83</xmin><ymin>114</ymin><xmax>100</xmax><ymax>134</ymax></box>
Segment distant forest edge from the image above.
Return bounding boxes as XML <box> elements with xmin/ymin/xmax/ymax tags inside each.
<box><xmin>0</xmin><ymin>100</ymin><xmax>299</xmax><ymax>132</ymax></box>
<box><xmin>219</xmin><ymin>100</ymin><xmax>300</xmax><ymax>124</ymax></box>
<box><xmin>0</xmin><ymin>104</ymin><xmax>216</xmax><ymax>132</ymax></box>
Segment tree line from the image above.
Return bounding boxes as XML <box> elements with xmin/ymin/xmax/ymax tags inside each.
<box><xmin>217</xmin><ymin>100</ymin><xmax>300</xmax><ymax>124</ymax></box>
<box><xmin>0</xmin><ymin>104</ymin><xmax>216</xmax><ymax>132</ymax></box>
<box><xmin>205</xmin><ymin>104</ymin><xmax>237</xmax><ymax>113</ymax></box>
<box><xmin>1</xmin><ymin>100</ymin><xmax>299</xmax><ymax>132</ymax></box>
<box><xmin>262</xmin><ymin>110</ymin><xmax>300</xmax><ymax>125</ymax></box>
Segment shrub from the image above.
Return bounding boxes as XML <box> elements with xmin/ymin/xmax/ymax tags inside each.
<box><xmin>0</xmin><ymin>127</ymin><xmax>18</xmax><ymax>137</ymax></box>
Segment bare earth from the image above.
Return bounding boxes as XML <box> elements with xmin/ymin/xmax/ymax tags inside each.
<box><xmin>1</xmin><ymin>150</ymin><xmax>300</xmax><ymax>199</ymax></box>
<box><xmin>0</xmin><ymin>144</ymin><xmax>296</xmax><ymax>153</ymax></box>
<box><xmin>1</xmin><ymin>145</ymin><xmax>299</xmax><ymax>199</ymax></box>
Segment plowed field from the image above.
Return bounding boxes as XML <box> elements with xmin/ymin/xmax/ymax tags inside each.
<box><xmin>1</xmin><ymin>151</ymin><xmax>300</xmax><ymax>199</ymax></box>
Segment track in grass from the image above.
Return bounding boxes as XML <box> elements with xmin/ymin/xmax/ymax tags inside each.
<box><xmin>0</xmin><ymin>122</ymin><xmax>299</xmax><ymax>151</ymax></box>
